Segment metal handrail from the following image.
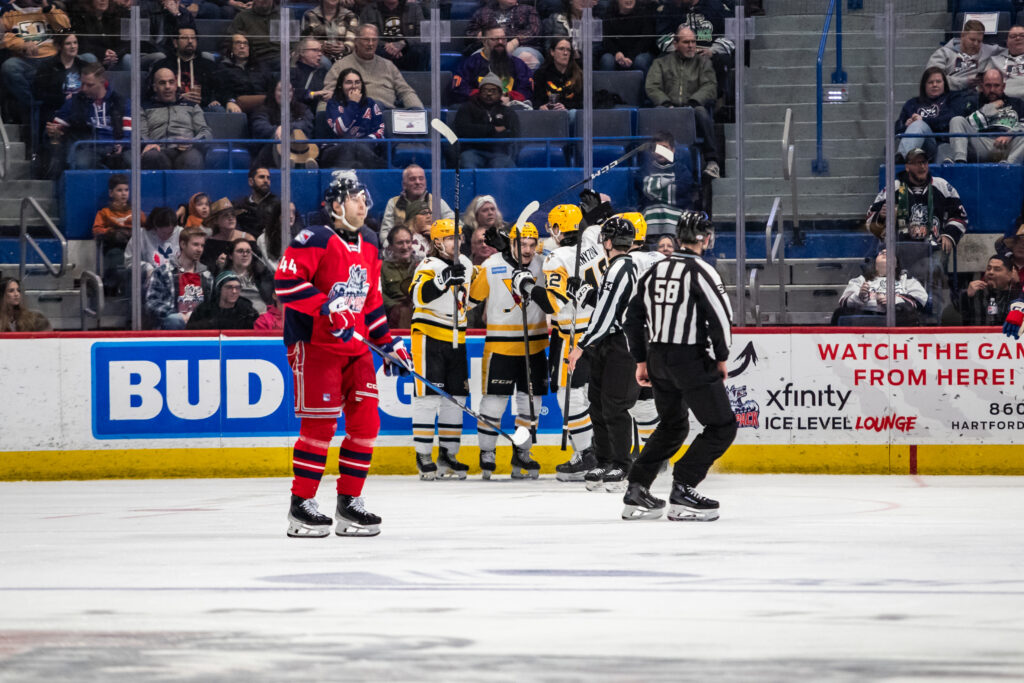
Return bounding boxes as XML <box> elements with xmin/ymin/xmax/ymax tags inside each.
<box><xmin>749</xmin><ymin>268</ymin><xmax>760</xmax><ymax>326</ymax></box>
<box><xmin>781</xmin><ymin>108</ymin><xmax>803</xmax><ymax>245</ymax></box>
<box><xmin>813</xmin><ymin>0</ymin><xmax>848</xmax><ymax>175</ymax></box>
<box><xmin>80</xmin><ymin>270</ymin><xmax>105</xmax><ymax>330</ymax></box>
<box><xmin>19</xmin><ymin>196</ymin><xmax>67</xmax><ymax>280</ymax></box>
<box><xmin>765</xmin><ymin>196</ymin><xmax>787</xmax><ymax>325</ymax></box>
<box><xmin>0</xmin><ymin>110</ymin><xmax>9</xmax><ymax>180</ymax></box>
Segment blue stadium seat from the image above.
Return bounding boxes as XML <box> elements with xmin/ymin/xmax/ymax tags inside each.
<box><xmin>194</xmin><ymin>19</ymin><xmax>231</xmax><ymax>57</ymax></box>
<box><xmin>592</xmin><ymin>70</ymin><xmax>645</xmax><ymax>107</ymax></box>
<box><xmin>440</xmin><ymin>52</ymin><xmax>462</xmax><ymax>72</ymax></box>
<box><xmin>636</xmin><ymin>106</ymin><xmax>697</xmax><ymax>146</ymax></box>
<box><xmin>401</xmin><ymin>70</ymin><xmax>453</xmax><ymax>108</ymax></box>
<box><xmin>581</xmin><ymin>108</ymin><xmax>633</xmax><ymax>166</ymax></box>
<box><xmin>203</xmin><ymin>112</ymin><xmax>251</xmax><ymax>170</ymax></box>
<box><xmin>514</xmin><ymin>109</ymin><xmax>571</xmax><ymax>167</ymax></box>
<box><xmin>449</xmin><ymin>1</ymin><xmax>478</xmax><ymax>20</ymax></box>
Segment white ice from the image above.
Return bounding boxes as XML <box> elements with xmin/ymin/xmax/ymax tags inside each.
<box><xmin>1</xmin><ymin>474</ymin><xmax>1023</xmax><ymax>682</ymax></box>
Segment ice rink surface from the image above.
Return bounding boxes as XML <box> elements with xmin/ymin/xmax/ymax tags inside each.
<box><xmin>1</xmin><ymin>474</ymin><xmax>1023</xmax><ymax>682</ymax></box>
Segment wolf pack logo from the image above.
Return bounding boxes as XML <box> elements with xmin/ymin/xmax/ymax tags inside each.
<box><xmin>328</xmin><ymin>265</ymin><xmax>369</xmax><ymax>312</ymax></box>
<box><xmin>727</xmin><ymin>385</ymin><xmax>760</xmax><ymax>428</ymax></box>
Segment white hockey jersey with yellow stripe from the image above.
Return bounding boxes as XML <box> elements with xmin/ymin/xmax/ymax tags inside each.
<box><xmin>468</xmin><ymin>251</ymin><xmax>547</xmax><ymax>356</ymax></box>
<box><xmin>542</xmin><ymin>233</ymin><xmax>606</xmax><ymax>334</ymax></box>
<box><xmin>410</xmin><ymin>253</ymin><xmax>476</xmax><ymax>343</ymax></box>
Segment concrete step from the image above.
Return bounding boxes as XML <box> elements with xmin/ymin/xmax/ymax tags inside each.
<box><xmin>731</xmin><ymin>119</ymin><xmax>889</xmax><ymax>141</ymax></box>
<box><xmin>0</xmin><ymin>196</ymin><xmax>57</xmax><ymax>224</ymax></box>
<box><xmin>1</xmin><ymin>179</ymin><xmax>55</xmax><ymax>195</ymax></box>
<box><xmin>736</xmin><ymin>101</ymin><xmax>906</xmax><ymax>124</ymax></box>
<box><xmin>743</xmin><ymin>81</ymin><xmax>920</xmax><ymax>105</ymax></box>
<box><xmin>747</xmin><ymin>63</ymin><xmax>927</xmax><ymax>86</ymax></box>
<box><xmin>2</xmin><ymin>124</ymin><xmax>25</xmax><ymax>143</ymax></box>
<box><xmin>753</xmin><ymin>46</ymin><xmax>938</xmax><ymax>68</ymax></box>
<box><xmin>0</xmin><ymin>140</ymin><xmax>27</xmax><ymax>161</ymax></box>
<box><xmin>751</xmin><ymin>28</ymin><xmax>941</xmax><ymax>51</ymax></box>
<box><xmin>732</xmin><ymin>155</ymin><xmax>886</xmax><ymax>178</ymax></box>
<box><xmin>717</xmin><ymin>257</ymin><xmax>866</xmax><ymax>286</ymax></box>
<box><xmin>712</xmin><ymin>175</ymin><xmax>877</xmax><ymax>197</ymax></box>
<box><xmin>727</xmin><ymin>137</ymin><xmax>884</xmax><ymax>158</ymax></box>
<box><xmin>712</xmin><ymin>193</ymin><xmax>872</xmax><ymax>220</ymax></box>
<box><xmin>1</xmin><ymin>159</ymin><xmax>34</xmax><ymax>180</ymax></box>
<box><xmin>766</xmin><ymin>0</ymin><xmax>947</xmax><ymax>15</ymax></box>
<box><xmin>754</xmin><ymin>11</ymin><xmax>949</xmax><ymax>32</ymax></box>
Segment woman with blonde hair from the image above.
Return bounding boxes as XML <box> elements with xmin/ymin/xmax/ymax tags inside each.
<box><xmin>0</xmin><ymin>278</ymin><xmax>52</xmax><ymax>332</ymax></box>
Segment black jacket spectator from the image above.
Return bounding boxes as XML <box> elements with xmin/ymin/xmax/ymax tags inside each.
<box><xmin>216</xmin><ymin>54</ymin><xmax>273</xmax><ymax>105</ymax></box>
<box><xmin>291</xmin><ymin>60</ymin><xmax>328</xmax><ymax>110</ymax></box>
<box><xmin>149</xmin><ymin>31</ymin><xmax>222</xmax><ymax>109</ymax></box>
<box><xmin>186</xmin><ymin>293</ymin><xmax>259</xmax><ymax>329</ymax></box>
<box><xmin>69</xmin><ymin>0</ymin><xmax>127</xmax><ymax>65</ymax></box>
<box><xmin>35</xmin><ymin>49</ymin><xmax>86</xmax><ymax>121</ymax></box>
<box><xmin>250</xmin><ymin>80</ymin><xmax>315</xmax><ymax>167</ymax></box>
<box><xmin>653</xmin><ymin>0</ymin><xmax>726</xmax><ymax>50</ymax></box>
<box><xmin>599</xmin><ymin>0</ymin><xmax>656</xmax><ymax>69</ymax></box>
<box><xmin>453</xmin><ymin>74</ymin><xmax>519</xmax><ymax>168</ymax></box>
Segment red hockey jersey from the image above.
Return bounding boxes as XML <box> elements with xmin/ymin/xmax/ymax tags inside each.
<box><xmin>274</xmin><ymin>225</ymin><xmax>392</xmax><ymax>356</ymax></box>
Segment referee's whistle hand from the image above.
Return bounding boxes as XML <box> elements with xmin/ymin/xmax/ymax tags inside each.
<box><xmin>636</xmin><ymin>362</ymin><xmax>651</xmax><ymax>387</ymax></box>
<box><xmin>717</xmin><ymin>361</ymin><xmax>728</xmax><ymax>380</ymax></box>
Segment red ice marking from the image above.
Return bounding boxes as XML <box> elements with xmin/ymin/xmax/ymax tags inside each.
<box><xmin>909</xmin><ymin>445</ymin><xmax>918</xmax><ymax>476</ymax></box>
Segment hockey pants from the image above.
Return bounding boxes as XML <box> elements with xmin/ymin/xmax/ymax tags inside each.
<box><xmin>477</xmin><ymin>394</ymin><xmax>542</xmax><ymax>452</ymax></box>
<box><xmin>557</xmin><ymin>386</ymin><xmax>594</xmax><ymax>452</ymax></box>
<box><xmin>412</xmin><ymin>394</ymin><xmax>464</xmax><ymax>456</ymax></box>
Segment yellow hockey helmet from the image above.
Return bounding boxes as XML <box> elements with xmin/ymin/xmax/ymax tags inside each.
<box><xmin>547</xmin><ymin>204</ymin><xmax>582</xmax><ymax>236</ymax></box>
<box><xmin>509</xmin><ymin>221</ymin><xmax>539</xmax><ymax>241</ymax></box>
<box><xmin>618</xmin><ymin>212</ymin><xmax>648</xmax><ymax>243</ymax></box>
<box><xmin>429</xmin><ymin>218</ymin><xmax>456</xmax><ymax>242</ymax></box>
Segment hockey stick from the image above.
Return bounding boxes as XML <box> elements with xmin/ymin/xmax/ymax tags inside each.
<box><xmin>354</xmin><ymin>332</ymin><xmax>532</xmax><ymax>449</ymax></box>
<box><xmin>431</xmin><ymin>118</ymin><xmax>461</xmax><ymax>350</ymax></box>
<box><xmin>513</xmin><ymin>200</ymin><xmax>541</xmax><ymax>442</ymax></box>
<box><xmin>537</xmin><ymin>141</ymin><xmax>655</xmax><ymax>209</ymax></box>
<box><xmin>560</xmin><ymin>222</ymin><xmax>585</xmax><ymax>451</ymax></box>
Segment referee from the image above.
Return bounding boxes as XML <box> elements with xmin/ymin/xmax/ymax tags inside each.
<box><xmin>567</xmin><ymin>216</ymin><xmax>642</xmax><ymax>493</ymax></box>
<box><xmin>620</xmin><ymin>211</ymin><xmax>737</xmax><ymax>522</ymax></box>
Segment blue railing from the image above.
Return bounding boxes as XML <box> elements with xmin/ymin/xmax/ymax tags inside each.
<box><xmin>813</xmin><ymin>0</ymin><xmax>851</xmax><ymax>176</ymax></box>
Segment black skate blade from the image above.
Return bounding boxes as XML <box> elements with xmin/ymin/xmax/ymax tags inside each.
<box><xmin>621</xmin><ymin>504</ymin><xmax>664</xmax><ymax>521</ymax></box>
<box><xmin>667</xmin><ymin>504</ymin><xmax>719</xmax><ymax>522</ymax></box>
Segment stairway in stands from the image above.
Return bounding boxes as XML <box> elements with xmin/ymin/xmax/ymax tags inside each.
<box><xmin>712</xmin><ymin>0</ymin><xmax>950</xmax><ymax>226</ymax></box>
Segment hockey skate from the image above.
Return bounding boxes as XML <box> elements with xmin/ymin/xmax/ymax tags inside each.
<box><xmin>436</xmin><ymin>448</ymin><xmax>469</xmax><ymax>480</ymax></box>
<box><xmin>336</xmin><ymin>495</ymin><xmax>381</xmax><ymax>536</ymax></box>
<box><xmin>415</xmin><ymin>452</ymin><xmax>437</xmax><ymax>481</ymax></box>
<box><xmin>667</xmin><ymin>482</ymin><xmax>720</xmax><ymax>522</ymax></box>
<box><xmin>602</xmin><ymin>466</ymin><xmax>628</xmax><ymax>493</ymax></box>
<box><xmin>479</xmin><ymin>450</ymin><xmax>496</xmax><ymax>480</ymax></box>
<box><xmin>287</xmin><ymin>494</ymin><xmax>332</xmax><ymax>538</ymax></box>
<box><xmin>555</xmin><ymin>446</ymin><xmax>597</xmax><ymax>482</ymax></box>
<box><xmin>510</xmin><ymin>447</ymin><xmax>540</xmax><ymax>479</ymax></box>
<box><xmin>621</xmin><ymin>483</ymin><xmax>666</xmax><ymax>520</ymax></box>
<box><xmin>584</xmin><ymin>466</ymin><xmax>607</xmax><ymax>491</ymax></box>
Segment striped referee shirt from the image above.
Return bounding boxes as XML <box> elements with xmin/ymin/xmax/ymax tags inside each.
<box><xmin>578</xmin><ymin>252</ymin><xmax>635</xmax><ymax>349</ymax></box>
<box><xmin>623</xmin><ymin>249</ymin><xmax>733</xmax><ymax>363</ymax></box>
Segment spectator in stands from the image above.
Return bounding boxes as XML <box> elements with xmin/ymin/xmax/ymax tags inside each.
<box><xmin>257</xmin><ymin>200</ymin><xmax>302</xmax><ymax>269</ymax></box>
<box><xmin>453</xmin><ymin>23</ymin><xmax>533</xmax><ymax>106</ymax></box>
<box><xmin>653</xmin><ymin>0</ymin><xmax>729</xmax><ymax>62</ymax></box>
<box><xmin>234</xmin><ymin>167</ymin><xmax>279</xmax><ymax>238</ymax></box>
<box><xmin>542</xmin><ymin>0</ymin><xmax>586</xmax><ymax>60</ymax></box>
<box><xmin>927</xmin><ymin>19</ymin><xmax>999</xmax><ymax>93</ymax></box>
<box><xmin>949</xmin><ymin>69</ymin><xmax>1024</xmax><ymax>164</ymax></box>
<box><xmin>230</xmin><ymin>0</ymin><xmax>277</xmax><ymax>66</ymax></box>
<box><xmin>645</xmin><ymin>26</ymin><xmax>721</xmax><ymax>179</ymax></box>
<box><xmin>255</xmin><ymin>291</ymin><xmax>284</xmax><ymax>330</ymax></box>
<box><xmin>656</xmin><ymin>234</ymin><xmax>678</xmax><ymax>255</ymax></box>
<box><xmin>70</xmin><ymin>0</ymin><xmax>126</xmax><ymax>70</ymax></box>
<box><xmin>322</xmin><ymin>67</ymin><xmax>387</xmax><ymax>168</ymax></box>
<box><xmin>598</xmin><ymin>0</ymin><xmax>656</xmax><ymax>74</ymax></box>
<box><xmin>45</xmin><ymin>63</ymin><xmax>130</xmax><ymax>171</ymax></box>
<box><xmin>35</xmin><ymin>33</ymin><xmax>85</xmax><ymax>124</ymax></box>
<box><xmin>453</xmin><ymin>72</ymin><xmax>519</xmax><ymax>168</ymax></box>
<box><xmin>467</xmin><ymin>0</ymin><xmax>542</xmax><ymax>71</ymax></box>
<box><xmin>993</xmin><ymin>25</ymin><xmax>1024</xmax><ymax>99</ymax></box>
<box><xmin>215</xmin><ymin>33</ymin><xmax>272</xmax><ymax>111</ymax></box>
<box><xmin>250</xmin><ymin>80</ymin><xmax>316</xmax><ymax>168</ymax></box>
<box><xmin>150</xmin><ymin>27</ymin><xmax>226</xmax><ymax>111</ymax></box>
<box><xmin>204</xmin><ymin>197</ymin><xmax>255</xmax><ymax>269</ymax></box>
<box><xmin>381</xmin><ymin>224</ymin><xmax>417</xmax><ymax>328</ymax></box>
<box><xmin>186</xmin><ymin>270</ymin><xmax>259</xmax><ymax>329</ymax></box>
<box><xmin>895</xmin><ymin>66</ymin><xmax>966</xmax><ymax>164</ymax></box>
<box><xmin>0</xmin><ymin>0</ymin><xmax>72</xmax><ymax>124</ymax></box>
<box><xmin>140</xmin><ymin>67</ymin><xmax>213</xmax><ymax>169</ymax></box>
<box><xmin>359</xmin><ymin>0</ymin><xmax>429</xmax><ymax>71</ymax></box>
<box><xmin>833</xmin><ymin>250</ymin><xmax>927</xmax><ymax>326</ymax></box>
<box><xmin>0</xmin><ymin>278</ymin><xmax>52</xmax><ymax>332</ymax></box>
<box><xmin>222</xmin><ymin>237</ymin><xmax>274</xmax><ymax>314</ymax></box>
<box><xmin>291</xmin><ymin>36</ymin><xmax>329</xmax><ymax>110</ymax></box>
<box><xmin>302</xmin><ymin>0</ymin><xmax>359</xmax><ymax>63</ymax></box>
<box><xmin>322</xmin><ymin>24</ymin><xmax>424</xmax><ymax>109</ymax></box>
<box><xmin>638</xmin><ymin>131</ymin><xmax>697</xmax><ymax>240</ymax></box>
<box><xmin>461</xmin><ymin>194</ymin><xmax>505</xmax><ymax>247</ymax></box>
<box><xmin>126</xmin><ymin>206</ymin><xmax>184</xmax><ymax>279</ymax></box>
<box><xmin>143</xmin><ymin>0</ymin><xmax>195</xmax><ymax>58</ymax></box>
<box><xmin>144</xmin><ymin>226</ymin><xmax>213</xmax><ymax>329</ymax></box>
<box><xmin>961</xmin><ymin>253</ymin><xmax>1020</xmax><ymax>326</ymax></box>
<box><xmin>399</xmin><ymin>198</ymin><xmax>432</xmax><ymax>262</ymax></box>
<box><xmin>182</xmin><ymin>192</ymin><xmax>210</xmax><ymax>228</ymax></box>
<box><xmin>469</xmin><ymin>224</ymin><xmax>498</xmax><ymax>266</ymax></box>
<box><xmin>92</xmin><ymin>174</ymin><xmax>143</xmax><ymax>293</ymax></box>
<box><xmin>379</xmin><ymin>163</ymin><xmax>454</xmax><ymax>244</ymax></box>
<box><xmin>532</xmin><ymin>37</ymin><xmax>582</xmax><ymax>110</ymax></box>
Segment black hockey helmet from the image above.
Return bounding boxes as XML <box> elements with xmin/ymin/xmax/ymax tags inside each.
<box><xmin>676</xmin><ymin>210</ymin><xmax>713</xmax><ymax>245</ymax></box>
<box><xmin>483</xmin><ymin>224</ymin><xmax>510</xmax><ymax>252</ymax></box>
<box><xmin>599</xmin><ymin>216</ymin><xmax>635</xmax><ymax>249</ymax></box>
<box><xmin>323</xmin><ymin>170</ymin><xmax>373</xmax><ymax>211</ymax></box>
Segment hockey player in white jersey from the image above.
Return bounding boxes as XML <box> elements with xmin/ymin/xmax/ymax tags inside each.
<box><xmin>409</xmin><ymin>218</ymin><xmax>476</xmax><ymax>480</ymax></box>
<box><xmin>511</xmin><ymin>202</ymin><xmax>606</xmax><ymax>481</ymax></box>
<box><xmin>467</xmin><ymin>222</ymin><xmax>547</xmax><ymax>479</ymax></box>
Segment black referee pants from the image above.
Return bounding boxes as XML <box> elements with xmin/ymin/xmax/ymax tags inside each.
<box><xmin>588</xmin><ymin>333</ymin><xmax>640</xmax><ymax>468</ymax></box>
<box><xmin>628</xmin><ymin>344</ymin><xmax>737</xmax><ymax>489</ymax></box>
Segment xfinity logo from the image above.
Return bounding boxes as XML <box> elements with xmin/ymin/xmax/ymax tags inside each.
<box><xmin>766</xmin><ymin>383</ymin><xmax>852</xmax><ymax>411</ymax></box>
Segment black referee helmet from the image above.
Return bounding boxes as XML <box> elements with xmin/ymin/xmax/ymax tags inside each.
<box><xmin>676</xmin><ymin>210</ymin><xmax>714</xmax><ymax>244</ymax></box>
<box><xmin>600</xmin><ymin>216</ymin><xmax>635</xmax><ymax>249</ymax></box>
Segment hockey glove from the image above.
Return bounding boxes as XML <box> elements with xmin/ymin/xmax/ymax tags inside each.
<box><xmin>433</xmin><ymin>263</ymin><xmax>466</xmax><ymax>290</ymax></box>
<box><xmin>321</xmin><ymin>297</ymin><xmax>357</xmax><ymax>342</ymax></box>
<box><xmin>566</xmin><ymin>276</ymin><xmax>594</xmax><ymax>308</ymax></box>
<box><xmin>381</xmin><ymin>338</ymin><xmax>413</xmax><ymax>377</ymax></box>
<box><xmin>1003</xmin><ymin>301</ymin><xmax>1024</xmax><ymax>339</ymax></box>
<box><xmin>511</xmin><ymin>268</ymin><xmax>536</xmax><ymax>297</ymax></box>
<box><xmin>578</xmin><ymin>189</ymin><xmax>612</xmax><ymax>227</ymax></box>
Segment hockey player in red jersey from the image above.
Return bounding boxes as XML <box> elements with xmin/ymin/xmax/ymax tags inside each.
<box><xmin>275</xmin><ymin>173</ymin><xmax>412</xmax><ymax>538</ymax></box>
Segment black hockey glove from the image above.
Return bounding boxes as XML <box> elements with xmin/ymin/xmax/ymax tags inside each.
<box><xmin>433</xmin><ymin>263</ymin><xmax>466</xmax><ymax>289</ymax></box>
<box><xmin>578</xmin><ymin>189</ymin><xmax>612</xmax><ymax>227</ymax></box>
